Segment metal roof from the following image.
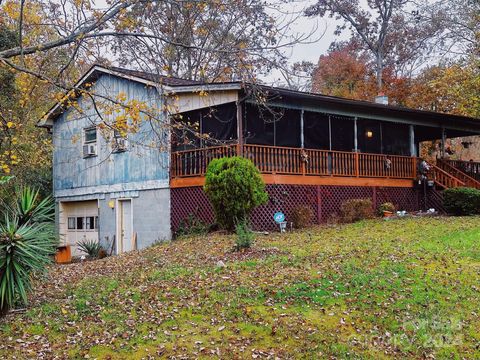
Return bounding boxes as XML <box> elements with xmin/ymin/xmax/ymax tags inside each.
<box><xmin>38</xmin><ymin>65</ymin><xmax>480</xmax><ymax>135</ymax></box>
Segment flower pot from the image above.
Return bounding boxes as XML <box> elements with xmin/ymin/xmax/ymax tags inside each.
<box><xmin>383</xmin><ymin>211</ymin><xmax>394</xmax><ymax>218</ymax></box>
<box><xmin>55</xmin><ymin>245</ymin><xmax>72</xmax><ymax>264</ymax></box>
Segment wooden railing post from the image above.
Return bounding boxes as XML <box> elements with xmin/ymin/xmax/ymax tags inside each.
<box><xmin>355</xmin><ymin>152</ymin><xmax>359</xmax><ymax>177</ymax></box>
<box><xmin>411</xmin><ymin>157</ymin><xmax>417</xmax><ymax>179</ymax></box>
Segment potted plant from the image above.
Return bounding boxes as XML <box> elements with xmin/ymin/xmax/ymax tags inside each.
<box><xmin>378</xmin><ymin>202</ymin><xmax>396</xmax><ymax>217</ymax></box>
<box><xmin>55</xmin><ymin>244</ymin><xmax>72</xmax><ymax>264</ymax></box>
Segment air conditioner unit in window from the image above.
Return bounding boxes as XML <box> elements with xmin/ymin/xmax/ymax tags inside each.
<box><xmin>113</xmin><ymin>137</ymin><xmax>128</xmax><ymax>152</ymax></box>
<box><xmin>83</xmin><ymin>143</ymin><xmax>97</xmax><ymax>157</ymax></box>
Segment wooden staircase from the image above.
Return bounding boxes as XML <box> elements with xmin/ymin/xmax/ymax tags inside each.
<box><xmin>426</xmin><ymin>163</ymin><xmax>465</xmax><ymax>189</ymax></box>
<box><xmin>436</xmin><ymin>159</ymin><xmax>480</xmax><ymax>189</ymax></box>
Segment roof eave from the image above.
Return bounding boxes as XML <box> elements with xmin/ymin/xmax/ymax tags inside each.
<box><xmin>37</xmin><ymin>66</ymin><xmax>244</xmax><ymax>127</ymax></box>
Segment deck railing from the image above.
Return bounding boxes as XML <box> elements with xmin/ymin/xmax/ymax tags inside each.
<box><xmin>171</xmin><ymin>144</ymin><xmax>417</xmax><ymax>180</ymax></box>
<box><xmin>443</xmin><ymin>159</ymin><xmax>480</xmax><ymax>181</ymax></box>
<box><xmin>427</xmin><ymin>164</ymin><xmax>466</xmax><ymax>189</ymax></box>
<box><xmin>170</xmin><ymin>145</ymin><xmax>238</xmax><ymax>177</ymax></box>
<box><xmin>436</xmin><ymin>159</ymin><xmax>480</xmax><ymax>189</ymax></box>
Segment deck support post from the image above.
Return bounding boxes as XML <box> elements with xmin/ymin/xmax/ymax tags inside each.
<box><xmin>236</xmin><ymin>100</ymin><xmax>243</xmax><ymax>156</ymax></box>
<box><xmin>409</xmin><ymin>125</ymin><xmax>417</xmax><ymax>157</ymax></box>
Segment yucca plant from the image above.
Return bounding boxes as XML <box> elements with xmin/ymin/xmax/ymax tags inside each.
<box><xmin>77</xmin><ymin>239</ymin><xmax>102</xmax><ymax>258</ymax></box>
<box><xmin>0</xmin><ymin>187</ymin><xmax>57</xmax><ymax>316</ymax></box>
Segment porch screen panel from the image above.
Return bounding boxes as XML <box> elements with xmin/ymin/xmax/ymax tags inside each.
<box><xmin>303</xmin><ymin>112</ymin><xmax>330</xmax><ymax>150</ymax></box>
<box><xmin>382</xmin><ymin>121</ymin><xmax>410</xmax><ymax>155</ymax></box>
<box><xmin>357</xmin><ymin>118</ymin><xmax>382</xmax><ymax>154</ymax></box>
<box><xmin>244</xmin><ymin>103</ymin><xmax>274</xmax><ymax>145</ymax></box>
<box><xmin>201</xmin><ymin>102</ymin><xmax>237</xmax><ymax>145</ymax></box>
<box><xmin>171</xmin><ymin>110</ymin><xmax>201</xmax><ymax>151</ymax></box>
<box><xmin>330</xmin><ymin>115</ymin><xmax>355</xmax><ymax>151</ymax></box>
<box><xmin>172</xmin><ymin>103</ymin><xmax>237</xmax><ymax>151</ymax></box>
<box><xmin>275</xmin><ymin>108</ymin><xmax>301</xmax><ymax>147</ymax></box>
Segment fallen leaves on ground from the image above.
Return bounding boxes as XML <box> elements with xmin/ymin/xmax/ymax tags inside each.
<box><xmin>1</xmin><ymin>217</ymin><xmax>480</xmax><ymax>359</ymax></box>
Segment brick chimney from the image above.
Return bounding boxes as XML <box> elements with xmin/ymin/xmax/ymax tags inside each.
<box><xmin>375</xmin><ymin>93</ymin><xmax>388</xmax><ymax>105</ymax></box>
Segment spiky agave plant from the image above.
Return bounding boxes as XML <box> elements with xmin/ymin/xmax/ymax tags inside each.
<box><xmin>0</xmin><ymin>187</ymin><xmax>57</xmax><ymax>316</ymax></box>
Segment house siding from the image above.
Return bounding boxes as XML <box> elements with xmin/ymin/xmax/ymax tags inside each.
<box><xmin>52</xmin><ymin>74</ymin><xmax>172</xmax><ymax>250</ymax></box>
<box><xmin>52</xmin><ymin>74</ymin><xmax>169</xmax><ymax>193</ymax></box>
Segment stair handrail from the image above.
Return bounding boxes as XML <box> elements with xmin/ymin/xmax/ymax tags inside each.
<box><xmin>427</xmin><ymin>162</ymin><xmax>466</xmax><ymax>189</ymax></box>
<box><xmin>436</xmin><ymin>159</ymin><xmax>480</xmax><ymax>189</ymax></box>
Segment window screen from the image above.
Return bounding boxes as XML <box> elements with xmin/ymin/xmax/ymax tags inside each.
<box><xmin>84</xmin><ymin>128</ymin><xmax>97</xmax><ymax>143</ymax></box>
<box><xmin>330</xmin><ymin>116</ymin><xmax>355</xmax><ymax>151</ymax></box>
<box><xmin>85</xmin><ymin>216</ymin><xmax>95</xmax><ymax>230</ymax></box>
<box><xmin>67</xmin><ymin>217</ymin><xmax>76</xmax><ymax>230</ymax></box>
<box><xmin>357</xmin><ymin>119</ymin><xmax>382</xmax><ymax>154</ymax></box>
<box><xmin>303</xmin><ymin>112</ymin><xmax>330</xmax><ymax>150</ymax></box>
<box><xmin>382</xmin><ymin>122</ymin><xmax>410</xmax><ymax>155</ymax></box>
<box><xmin>76</xmin><ymin>217</ymin><xmax>84</xmax><ymax>230</ymax></box>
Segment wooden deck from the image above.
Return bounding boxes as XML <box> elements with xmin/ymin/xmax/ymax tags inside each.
<box><xmin>170</xmin><ymin>144</ymin><xmax>418</xmax><ymax>188</ymax></box>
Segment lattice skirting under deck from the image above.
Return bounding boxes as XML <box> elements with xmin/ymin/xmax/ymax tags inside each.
<box><xmin>171</xmin><ymin>185</ymin><xmax>444</xmax><ymax>233</ymax></box>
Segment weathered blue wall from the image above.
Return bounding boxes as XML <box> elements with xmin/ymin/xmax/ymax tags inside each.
<box><xmin>52</xmin><ymin>74</ymin><xmax>169</xmax><ymax>194</ymax></box>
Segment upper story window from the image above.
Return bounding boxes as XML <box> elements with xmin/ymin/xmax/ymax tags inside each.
<box><xmin>112</xmin><ymin>130</ymin><xmax>129</xmax><ymax>153</ymax></box>
<box><xmin>83</xmin><ymin>127</ymin><xmax>97</xmax><ymax>157</ymax></box>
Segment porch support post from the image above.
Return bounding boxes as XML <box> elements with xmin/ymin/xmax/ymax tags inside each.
<box><xmin>328</xmin><ymin>115</ymin><xmax>332</xmax><ymax>151</ymax></box>
<box><xmin>440</xmin><ymin>127</ymin><xmax>446</xmax><ymax>159</ymax></box>
<box><xmin>354</xmin><ymin>117</ymin><xmax>358</xmax><ymax>152</ymax></box>
<box><xmin>409</xmin><ymin>125</ymin><xmax>417</xmax><ymax>157</ymax></box>
<box><xmin>300</xmin><ymin>109</ymin><xmax>305</xmax><ymax>148</ymax></box>
<box><xmin>236</xmin><ymin>100</ymin><xmax>243</xmax><ymax>156</ymax></box>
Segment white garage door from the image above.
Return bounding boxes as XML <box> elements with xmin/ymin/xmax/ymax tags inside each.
<box><xmin>60</xmin><ymin>200</ymin><xmax>99</xmax><ymax>257</ymax></box>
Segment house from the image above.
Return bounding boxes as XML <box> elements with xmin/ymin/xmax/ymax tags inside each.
<box><xmin>39</xmin><ymin>65</ymin><xmax>480</xmax><ymax>255</ymax></box>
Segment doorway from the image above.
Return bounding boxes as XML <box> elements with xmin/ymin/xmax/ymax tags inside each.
<box><xmin>117</xmin><ymin>199</ymin><xmax>133</xmax><ymax>254</ymax></box>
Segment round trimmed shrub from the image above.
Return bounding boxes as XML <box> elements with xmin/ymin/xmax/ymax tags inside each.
<box><xmin>204</xmin><ymin>156</ymin><xmax>268</xmax><ymax>230</ymax></box>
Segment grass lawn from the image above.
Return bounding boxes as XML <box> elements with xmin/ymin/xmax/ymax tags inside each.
<box><xmin>1</xmin><ymin>217</ymin><xmax>480</xmax><ymax>359</ymax></box>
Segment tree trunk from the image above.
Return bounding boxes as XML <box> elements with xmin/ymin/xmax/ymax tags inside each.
<box><xmin>376</xmin><ymin>51</ymin><xmax>383</xmax><ymax>91</ymax></box>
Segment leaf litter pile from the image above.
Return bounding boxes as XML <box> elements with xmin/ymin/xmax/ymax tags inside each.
<box><xmin>1</xmin><ymin>217</ymin><xmax>480</xmax><ymax>359</ymax></box>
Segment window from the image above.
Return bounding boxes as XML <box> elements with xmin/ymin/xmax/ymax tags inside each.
<box><xmin>83</xmin><ymin>127</ymin><xmax>98</xmax><ymax>157</ymax></box>
<box><xmin>112</xmin><ymin>130</ymin><xmax>128</xmax><ymax>152</ymax></box>
<box><xmin>69</xmin><ymin>216</ymin><xmax>98</xmax><ymax>231</ymax></box>
<box><xmin>67</xmin><ymin>217</ymin><xmax>76</xmax><ymax>230</ymax></box>
<box><xmin>84</xmin><ymin>127</ymin><xmax>97</xmax><ymax>143</ymax></box>
<box><xmin>85</xmin><ymin>216</ymin><xmax>95</xmax><ymax>230</ymax></box>
<box><xmin>76</xmin><ymin>217</ymin><xmax>84</xmax><ymax>230</ymax></box>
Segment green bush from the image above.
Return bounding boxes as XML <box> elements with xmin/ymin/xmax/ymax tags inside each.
<box><xmin>443</xmin><ymin>187</ymin><xmax>480</xmax><ymax>215</ymax></box>
<box><xmin>204</xmin><ymin>156</ymin><xmax>268</xmax><ymax>230</ymax></box>
<box><xmin>291</xmin><ymin>205</ymin><xmax>314</xmax><ymax>228</ymax></box>
<box><xmin>235</xmin><ymin>221</ymin><xmax>255</xmax><ymax>251</ymax></box>
<box><xmin>340</xmin><ymin>198</ymin><xmax>374</xmax><ymax>223</ymax></box>
<box><xmin>0</xmin><ymin>187</ymin><xmax>57</xmax><ymax>316</ymax></box>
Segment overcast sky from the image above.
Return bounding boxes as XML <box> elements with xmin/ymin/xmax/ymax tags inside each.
<box><xmin>263</xmin><ymin>0</ymin><xmax>345</xmax><ymax>85</ymax></box>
